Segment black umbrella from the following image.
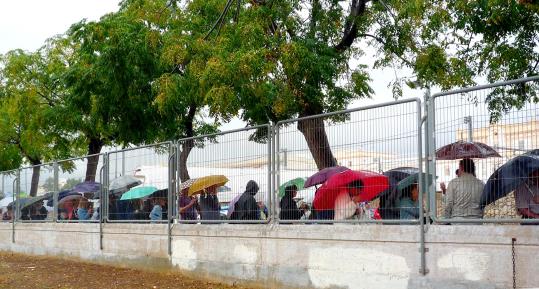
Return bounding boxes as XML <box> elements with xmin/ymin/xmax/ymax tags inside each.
<box><xmin>480</xmin><ymin>149</ymin><xmax>539</xmax><ymax>209</ymax></box>
<box><xmin>379</xmin><ymin>167</ymin><xmax>418</xmax><ymax>219</ymax></box>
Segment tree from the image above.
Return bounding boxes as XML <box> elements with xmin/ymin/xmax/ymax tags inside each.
<box><xmin>188</xmin><ymin>0</ymin><xmax>539</xmax><ymax>169</ymax></box>
<box><xmin>62</xmin><ymin>12</ymin><xmax>164</xmax><ymax>181</ymax></box>
<box><xmin>120</xmin><ymin>0</ymin><xmax>226</xmax><ymax>181</ymax></box>
<box><xmin>0</xmin><ymin>50</ymin><xmax>78</xmax><ymax>196</ymax></box>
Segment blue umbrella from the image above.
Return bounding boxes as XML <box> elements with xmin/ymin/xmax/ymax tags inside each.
<box><xmin>480</xmin><ymin>149</ymin><xmax>539</xmax><ymax>209</ymax></box>
<box><xmin>73</xmin><ymin>181</ymin><xmax>101</xmax><ymax>198</ymax></box>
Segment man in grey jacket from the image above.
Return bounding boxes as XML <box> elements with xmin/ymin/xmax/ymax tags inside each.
<box><xmin>443</xmin><ymin>159</ymin><xmax>485</xmax><ymax>219</ymax></box>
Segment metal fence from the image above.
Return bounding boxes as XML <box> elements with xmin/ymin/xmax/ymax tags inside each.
<box><xmin>107</xmin><ymin>143</ymin><xmax>173</xmax><ymax>223</ymax></box>
<box><xmin>427</xmin><ymin>76</ymin><xmax>539</xmax><ymax>224</ymax></box>
<box><xmin>176</xmin><ymin>125</ymin><xmax>272</xmax><ymax>224</ymax></box>
<box><xmin>276</xmin><ymin>98</ymin><xmax>423</xmax><ymax>224</ymax></box>
<box><xmin>0</xmin><ymin>76</ymin><xmax>538</xmax><ymax>228</ymax></box>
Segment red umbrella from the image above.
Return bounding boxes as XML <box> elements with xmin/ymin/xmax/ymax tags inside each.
<box><xmin>313</xmin><ymin>170</ymin><xmax>389</xmax><ymax>210</ymax></box>
<box><xmin>436</xmin><ymin>140</ymin><xmax>501</xmax><ymax>160</ymax></box>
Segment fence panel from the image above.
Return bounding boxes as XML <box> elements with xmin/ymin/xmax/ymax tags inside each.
<box><xmin>276</xmin><ymin>99</ymin><xmax>423</xmax><ymax>224</ymax></box>
<box><xmin>177</xmin><ymin>125</ymin><xmax>272</xmax><ymax>224</ymax></box>
<box><xmin>430</xmin><ymin>76</ymin><xmax>539</xmax><ymax>223</ymax></box>
<box><xmin>17</xmin><ymin>164</ymin><xmax>55</xmax><ymax>222</ymax></box>
<box><xmin>107</xmin><ymin>143</ymin><xmax>172</xmax><ymax>222</ymax></box>
<box><xmin>0</xmin><ymin>170</ymin><xmax>18</xmax><ymax>223</ymax></box>
<box><xmin>56</xmin><ymin>155</ymin><xmax>105</xmax><ymax>223</ymax></box>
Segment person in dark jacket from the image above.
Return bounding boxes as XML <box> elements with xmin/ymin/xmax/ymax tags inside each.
<box><xmin>231</xmin><ymin>180</ymin><xmax>260</xmax><ymax>221</ymax></box>
<box><xmin>279</xmin><ymin>185</ymin><xmax>304</xmax><ymax>221</ymax></box>
<box><xmin>199</xmin><ymin>185</ymin><xmax>221</xmax><ymax>221</ymax></box>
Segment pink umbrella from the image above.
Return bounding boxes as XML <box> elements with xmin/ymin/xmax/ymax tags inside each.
<box><xmin>435</xmin><ymin>140</ymin><xmax>501</xmax><ymax>160</ymax></box>
<box><xmin>304</xmin><ymin>166</ymin><xmax>350</xmax><ymax>188</ymax></box>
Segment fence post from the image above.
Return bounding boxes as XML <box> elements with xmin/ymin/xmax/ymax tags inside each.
<box><xmin>53</xmin><ymin>162</ymin><xmax>59</xmax><ymax>222</ymax></box>
<box><xmin>168</xmin><ymin>142</ymin><xmax>176</xmax><ymax>256</ymax></box>
<box><xmin>417</xmin><ymin>99</ymin><xmax>428</xmax><ymax>275</ymax></box>
<box><xmin>425</xmin><ymin>88</ymin><xmax>438</xmax><ymax>222</ymax></box>
<box><xmin>11</xmin><ymin>170</ymin><xmax>19</xmax><ymax>243</ymax></box>
<box><xmin>100</xmin><ymin>154</ymin><xmax>109</xmax><ymax>250</ymax></box>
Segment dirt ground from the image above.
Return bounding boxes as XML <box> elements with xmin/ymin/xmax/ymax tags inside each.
<box><xmin>0</xmin><ymin>252</ymin><xmax>251</xmax><ymax>289</ymax></box>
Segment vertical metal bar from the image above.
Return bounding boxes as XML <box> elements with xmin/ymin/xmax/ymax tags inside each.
<box><xmin>275</xmin><ymin>124</ymin><xmax>281</xmax><ymax>222</ymax></box>
<box><xmin>267</xmin><ymin>125</ymin><xmax>272</xmax><ymax>222</ymax></box>
<box><xmin>53</xmin><ymin>162</ymin><xmax>59</xmax><ymax>222</ymax></box>
<box><xmin>99</xmin><ymin>155</ymin><xmax>105</xmax><ymax>250</ymax></box>
<box><xmin>101</xmin><ymin>154</ymin><xmax>108</xmax><ymax>250</ymax></box>
<box><xmin>426</xmin><ymin>89</ymin><xmax>438</xmax><ymax>221</ymax></box>
<box><xmin>11</xmin><ymin>172</ymin><xmax>18</xmax><ymax>243</ymax></box>
<box><xmin>417</xmin><ymin>99</ymin><xmax>427</xmax><ymax>275</ymax></box>
<box><xmin>176</xmin><ymin>141</ymin><xmax>181</xmax><ymax>222</ymax></box>
<box><xmin>167</xmin><ymin>142</ymin><xmax>174</xmax><ymax>256</ymax></box>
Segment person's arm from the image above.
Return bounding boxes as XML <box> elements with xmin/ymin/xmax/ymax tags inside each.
<box><xmin>179</xmin><ymin>198</ymin><xmax>196</xmax><ymax>213</ymax></box>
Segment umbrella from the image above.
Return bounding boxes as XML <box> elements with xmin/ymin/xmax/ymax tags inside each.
<box><xmin>386</xmin><ymin>173</ymin><xmax>434</xmax><ymax>203</ymax></box>
<box><xmin>109</xmin><ymin>176</ymin><xmax>142</xmax><ymax>194</ymax></box>
<box><xmin>380</xmin><ymin>167</ymin><xmax>418</xmax><ymax>198</ymax></box>
<box><xmin>73</xmin><ymin>181</ymin><xmax>101</xmax><ymax>193</ymax></box>
<box><xmin>120</xmin><ymin>186</ymin><xmax>158</xmax><ymax>201</ymax></box>
<box><xmin>179</xmin><ymin>178</ymin><xmax>198</xmax><ymax>192</ymax></box>
<box><xmin>436</xmin><ymin>140</ymin><xmax>501</xmax><ymax>160</ymax></box>
<box><xmin>480</xmin><ymin>149</ymin><xmax>539</xmax><ymax>208</ymax></box>
<box><xmin>58</xmin><ymin>194</ymin><xmax>86</xmax><ymax>206</ymax></box>
<box><xmin>278</xmin><ymin>177</ymin><xmax>307</xmax><ymax>198</ymax></box>
<box><xmin>19</xmin><ymin>193</ymin><xmax>53</xmax><ymax>209</ymax></box>
<box><xmin>304</xmin><ymin>166</ymin><xmax>349</xmax><ymax>188</ymax></box>
<box><xmin>313</xmin><ymin>170</ymin><xmax>389</xmax><ymax>210</ymax></box>
<box><xmin>188</xmin><ymin>175</ymin><xmax>229</xmax><ymax>196</ymax></box>
<box><xmin>46</xmin><ymin>190</ymin><xmax>78</xmax><ymax>207</ymax></box>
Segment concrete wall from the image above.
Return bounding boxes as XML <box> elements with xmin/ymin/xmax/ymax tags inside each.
<box><xmin>1</xmin><ymin>222</ymin><xmax>538</xmax><ymax>289</ymax></box>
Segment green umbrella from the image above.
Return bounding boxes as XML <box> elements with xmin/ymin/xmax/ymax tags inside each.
<box><xmin>278</xmin><ymin>177</ymin><xmax>307</xmax><ymax>198</ymax></box>
<box><xmin>120</xmin><ymin>186</ymin><xmax>158</xmax><ymax>201</ymax></box>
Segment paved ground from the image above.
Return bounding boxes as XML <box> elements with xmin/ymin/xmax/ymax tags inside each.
<box><xmin>0</xmin><ymin>252</ymin><xmax>249</xmax><ymax>289</ymax></box>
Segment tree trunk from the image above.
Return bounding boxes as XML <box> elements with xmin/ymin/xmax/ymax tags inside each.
<box><xmin>178</xmin><ymin>104</ymin><xmax>197</xmax><ymax>182</ymax></box>
<box><xmin>85</xmin><ymin>138</ymin><xmax>104</xmax><ymax>182</ymax></box>
<box><xmin>297</xmin><ymin>117</ymin><xmax>337</xmax><ymax>170</ymax></box>
<box><xmin>179</xmin><ymin>140</ymin><xmax>194</xmax><ymax>182</ymax></box>
<box><xmin>29</xmin><ymin>159</ymin><xmax>42</xmax><ymax>197</ymax></box>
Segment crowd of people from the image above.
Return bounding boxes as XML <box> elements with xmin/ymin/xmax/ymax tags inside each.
<box><xmin>1</xmin><ymin>158</ymin><xmax>538</xmax><ymax>223</ymax></box>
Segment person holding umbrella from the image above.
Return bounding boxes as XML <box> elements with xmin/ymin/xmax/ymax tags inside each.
<box><xmin>179</xmin><ymin>188</ymin><xmax>198</xmax><ymax>221</ymax></box>
<box><xmin>279</xmin><ymin>184</ymin><xmax>305</xmax><ymax>221</ymax></box>
<box><xmin>399</xmin><ymin>184</ymin><xmax>420</xmax><ymax>220</ymax></box>
<box><xmin>334</xmin><ymin>180</ymin><xmax>364</xmax><ymax>221</ymax></box>
<box><xmin>443</xmin><ymin>159</ymin><xmax>485</xmax><ymax>219</ymax></box>
<box><xmin>514</xmin><ymin>170</ymin><xmax>539</xmax><ymax>220</ymax></box>
<box><xmin>199</xmin><ymin>185</ymin><xmax>220</xmax><ymax>221</ymax></box>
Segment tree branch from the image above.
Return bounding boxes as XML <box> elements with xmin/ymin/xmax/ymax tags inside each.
<box><xmin>204</xmin><ymin>0</ymin><xmax>235</xmax><ymax>40</ymax></box>
<box><xmin>334</xmin><ymin>0</ymin><xmax>369</xmax><ymax>52</ymax></box>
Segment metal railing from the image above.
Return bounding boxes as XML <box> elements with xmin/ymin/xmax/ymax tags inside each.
<box><xmin>426</xmin><ymin>75</ymin><xmax>539</xmax><ymax>224</ymax></box>
<box><xmin>176</xmin><ymin>125</ymin><xmax>272</xmax><ymax>224</ymax></box>
<box><xmin>0</xmin><ymin>76</ymin><xmax>537</xmax><ymax>229</ymax></box>
<box><xmin>275</xmin><ymin>98</ymin><xmax>424</xmax><ymax>224</ymax></box>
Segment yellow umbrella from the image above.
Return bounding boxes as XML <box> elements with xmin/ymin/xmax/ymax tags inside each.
<box><xmin>188</xmin><ymin>175</ymin><xmax>229</xmax><ymax>196</ymax></box>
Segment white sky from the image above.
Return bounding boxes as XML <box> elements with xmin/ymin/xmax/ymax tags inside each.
<box><xmin>0</xmin><ymin>0</ymin><xmax>423</xmax><ymax>132</ymax></box>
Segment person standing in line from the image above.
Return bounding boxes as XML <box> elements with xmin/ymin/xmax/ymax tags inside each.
<box><xmin>443</xmin><ymin>159</ymin><xmax>484</xmax><ymax>219</ymax></box>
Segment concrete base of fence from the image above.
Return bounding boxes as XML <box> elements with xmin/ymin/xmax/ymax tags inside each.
<box><xmin>0</xmin><ymin>223</ymin><xmax>537</xmax><ymax>289</ymax></box>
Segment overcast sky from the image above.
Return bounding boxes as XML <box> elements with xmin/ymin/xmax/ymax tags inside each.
<box><xmin>0</xmin><ymin>0</ymin><xmax>423</xmax><ymax>131</ymax></box>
